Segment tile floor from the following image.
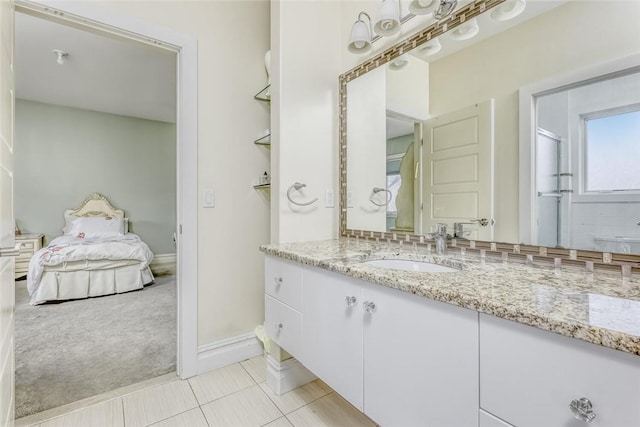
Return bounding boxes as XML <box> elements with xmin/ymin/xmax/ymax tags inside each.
<box><xmin>17</xmin><ymin>356</ymin><xmax>377</xmax><ymax>427</ymax></box>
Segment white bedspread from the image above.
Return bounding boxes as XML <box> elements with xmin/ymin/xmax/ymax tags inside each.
<box><xmin>27</xmin><ymin>233</ymin><xmax>154</xmax><ymax>296</ymax></box>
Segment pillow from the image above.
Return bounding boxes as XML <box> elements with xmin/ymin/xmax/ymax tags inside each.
<box><xmin>68</xmin><ymin>216</ymin><xmax>124</xmax><ymax>237</ymax></box>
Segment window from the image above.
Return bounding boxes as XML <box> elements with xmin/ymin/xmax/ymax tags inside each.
<box><xmin>386</xmin><ymin>173</ymin><xmax>401</xmax><ymax>215</ymax></box>
<box><xmin>584</xmin><ymin>106</ymin><xmax>640</xmax><ymax>192</ymax></box>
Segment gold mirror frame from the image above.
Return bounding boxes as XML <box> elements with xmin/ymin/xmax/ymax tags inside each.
<box><xmin>337</xmin><ymin>0</ymin><xmax>640</xmax><ymax>273</ymax></box>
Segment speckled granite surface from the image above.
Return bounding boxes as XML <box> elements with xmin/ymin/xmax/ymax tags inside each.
<box><xmin>260</xmin><ymin>239</ymin><xmax>640</xmax><ymax>356</ymax></box>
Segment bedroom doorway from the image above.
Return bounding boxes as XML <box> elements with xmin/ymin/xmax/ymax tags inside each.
<box><xmin>11</xmin><ymin>1</ymin><xmax>198</xmax><ymax>420</ymax></box>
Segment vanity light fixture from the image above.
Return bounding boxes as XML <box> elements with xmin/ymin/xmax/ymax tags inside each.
<box><xmin>417</xmin><ymin>37</ymin><xmax>442</xmax><ymax>56</ymax></box>
<box><xmin>374</xmin><ymin>0</ymin><xmax>401</xmax><ymax>36</ymax></box>
<box><xmin>348</xmin><ymin>12</ymin><xmax>373</xmax><ymax>54</ymax></box>
<box><xmin>433</xmin><ymin>0</ymin><xmax>458</xmax><ymax>20</ymax></box>
<box><xmin>409</xmin><ymin>0</ymin><xmax>438</xmax><ymax>15</ymax></box>
<box><xmin>53</xmin><ymin>49</ymin><xmax>69</xmax><ymax>65</ymax></box>
<box><xmin>348</xmin><ymin>0</ymin><xmax>458</xmax><ymax>54</ymax></box>
<box><xmin>388</xmin><ymin>56</ymin><xmax>409</xmax><ymax>71</ymax></box>
<box><xmin>449</xmin><ymin>17</ymin><xmax>479</xmax><ymax>40</ymax></box>
<box><xmin>490</xmin><ymin>0</ymin><xmax>526</xmax><ymax>21</ymax></box>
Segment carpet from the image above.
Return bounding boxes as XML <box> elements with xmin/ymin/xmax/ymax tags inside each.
<box><xmin>15</xmin><ymin>275</ymin><xmax>176</xmax><ymax>419</ymax></box>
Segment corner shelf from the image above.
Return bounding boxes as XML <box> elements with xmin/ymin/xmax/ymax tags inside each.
<box><xmin>254</xmin><ymin>85</ymin><xmax>271</xmax><ymax>102</ymax></box>
<box><xmin>254</xmin><ymin>134</ymin><xmax>271</xmax><ymax>146</ymax></box>
<box><xmin>253</xmin><ymin>183</ymin><xmax>271</xmax><ymax>190</ymax></box>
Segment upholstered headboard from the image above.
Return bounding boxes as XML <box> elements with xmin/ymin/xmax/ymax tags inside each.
<box><xmin>64</xmin><ymin>193</ymin><xmax>125</xmax><ymax>219</ymax></box>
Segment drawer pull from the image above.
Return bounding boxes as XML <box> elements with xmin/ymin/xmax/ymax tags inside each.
<box><xmin>274</xmin><ymin>277</ymin><xmax>283</xmax><ymax>287</ymax></box>
<box><xmin>569</xmin><ymin>398</ymin><xmax>596</xmax><ymax>423</ymax></box>
<box><xmin>363</xmin><ymin>301</ymin><xmax>376</xmax><ymax>313</ymax></box>
<box><xmin>345</xmin><ymin>296</ymin><xmax>357</xmax><ymax>308</ymax></box>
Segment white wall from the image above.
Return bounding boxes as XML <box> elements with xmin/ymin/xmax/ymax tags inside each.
<box><xmin>346</xmin><ymin>67</ymin><xmax>387</xmax><ymax>232</ymax></box>
<box><xmin>14</xmin><ymin>100</ymin><xmax>176</xmax><ymax>254</ymax></box>
<box><xmin>386</xmin><ymin>55</ymin><xmax>429</xmax><ymax>120</ymax></box>
<box><xmin>271</xmin><ymin>0</ymin><xmax>342</xmax><ymax>243</ymax></box>
<box><xmin>95</xmin><ymin>0</ymin><xmax>271</xmax><ymax>346</ymax></box>
<box><xmin>429</xmin><ymin>1</ymin><xmax>640</xmax><ymax>243</ymax></box>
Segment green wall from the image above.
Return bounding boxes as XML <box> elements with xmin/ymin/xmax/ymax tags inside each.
<box><xmin>15</xmin><ymin>100</ymin><xmax>176</xmax><ymax>254</ymax></box>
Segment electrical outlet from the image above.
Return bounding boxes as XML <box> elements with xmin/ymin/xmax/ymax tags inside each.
<box><xmin>325</xmin><ymin>189</ymin><xmax>334</xmax><ymax>208</ymax></box>
<box><xmin>347</xmin><ymin>191</ymin><xmax>354</xmax><ymax>208</ymax></box>
<box><xmin>203</xmin><ymin>188</ymin><xmax>215</xmax><ymax>208</ymax></box>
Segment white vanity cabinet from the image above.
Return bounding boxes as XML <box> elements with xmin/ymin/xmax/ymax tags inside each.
<box><xmin>480</xmin><ymin>314</ymin><xmax>640</xmax><ymax>427</ymax></box>
<box><xmin>300</xmin><ymin>260</ymin><xmax>478</xmax><ymax>426</ymax></box>
<box><xmin>302</xmin><ymin>266</ymin><xmax>364</xmax><ymax>410</ymax></box>
<box><xmin>362</xmin><ymin>279</ymin><xmax>479</xmax><ymax>427</ymax></box>
<box><xmin>264</xmin><ymin>257</ymin><xmax>304</xmax><ymax>360</ymax></box>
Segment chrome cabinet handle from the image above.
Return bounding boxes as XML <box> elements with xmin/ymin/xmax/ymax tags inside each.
<box><xmin>275</xmin><ymin>323</ymin><xmax>283</xmax><ymax>332</ymax></box>
<box><xmin>363</xmin><ymin>301</ymin><xmax>376</xmax><ymax>313</ymax></box>
<box><xmin>569</xmin><ymin>398</ymin><xmax>596</xmax><ymax>423</ymax></box>
<box><xmin>345</xmin><ymin>296</ymin><xmax>357</xmax><ymax>308</ymax></box>
<box><xmin>274</xmin><ymin>277</ymin><xmax>283</xmax><ymax>287</ymax></box>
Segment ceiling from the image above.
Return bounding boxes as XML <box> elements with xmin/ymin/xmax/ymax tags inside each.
<box><xmin>15</xmin><ymin>12</ymin><xmax>177</xmax><ymax>123</ymax></box>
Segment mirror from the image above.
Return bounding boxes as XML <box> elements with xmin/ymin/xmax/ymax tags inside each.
<box><xmin>342</xmin><ymin>0</ymin><xmax>640</xmax><ymax>254</ymax></box>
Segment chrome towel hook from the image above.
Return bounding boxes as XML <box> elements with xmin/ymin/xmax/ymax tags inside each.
<box><xmin>286</xmin><ymin>182</ymin><xmax>318</xmax><ymax>207</ymax></box>
<box><xmin>370</xmin><ymin>187</ymin><xmax>391</xmax><ymax>206</ymax></box>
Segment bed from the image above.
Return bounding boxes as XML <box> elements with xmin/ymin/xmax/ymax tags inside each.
<box><xmin>27</xmin><ymin>193</ymin><xmax>155</xmax><ymax>305</ymax></box>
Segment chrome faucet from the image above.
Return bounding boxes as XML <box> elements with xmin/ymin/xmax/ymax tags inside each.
<box><xmin>424</xmin><ymin>223</ymin><xmax>448</xmax><ymax>255</ymax></box>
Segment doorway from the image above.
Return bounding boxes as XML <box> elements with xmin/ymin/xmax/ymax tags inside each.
<box><xmin>11</xmin><ymin>0</ymin><xmax>198</xmax><ymax>419</ymax></box>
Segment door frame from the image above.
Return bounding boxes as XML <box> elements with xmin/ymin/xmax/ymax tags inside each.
<box><xmin>14</xmin><ymin>0</ymin><xmax>199</xmax><ymax>378</ymax></box>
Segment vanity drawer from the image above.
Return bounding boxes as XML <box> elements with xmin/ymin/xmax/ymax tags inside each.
<box><xmin>265</xmin><ymin>294</ymin><xmax>303</xmax><ymax>359</ymax></box>
<box><xmin>265</xmin><ymin>256</ymin><xmax>302</xmax><ymax>311</ymax></box>
<box><xmin>480</xmin><ymin>314</ymin><xmax>640</xmax><ymax>427</ymax></box>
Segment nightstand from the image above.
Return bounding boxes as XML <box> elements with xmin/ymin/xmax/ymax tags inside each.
<box><xmin>15</xmin><ymin>233</ymin><xmax>44</xmax><ymax>279</ymax></box>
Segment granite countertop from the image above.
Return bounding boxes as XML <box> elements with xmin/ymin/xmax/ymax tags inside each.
<box><xmin>260</xmin><ymin>239</ymin><xmax>640</xmax><ymax>356</ymax></box>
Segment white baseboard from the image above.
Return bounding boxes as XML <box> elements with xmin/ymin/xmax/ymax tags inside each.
<box><xmin>266</xmin><ymin>355</ymin><xmax>316</xmax><ymax>395</ymax></box>
<box><xmin>150</xmin><ymin>253</ymin><xmax>176</xmax><ymax>276</ymax></box>
<box><xmin>197</xmin><ymin>332</ymin><xmax>263</xmax><ymax>375</ymax></box>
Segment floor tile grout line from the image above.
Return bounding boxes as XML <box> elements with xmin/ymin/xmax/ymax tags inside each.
<box><xmin>239</xmin><ymin>355</ymin><xmax>265</xmax><ymax>384</ymax></box>
<box><xmin>136</xmin><ymin>381</ymin><xmax>199</xmax><ymax>427</ymax></box>
<box><xmin>194</xmin><ymin>380</ymin><xmax>258</xmax><ymax>408</ymax></box>
<box><xmin>140</xmin><ymin>406</ymin><xmax>198</xmax><ymax>427</ymax></box>
<box><xmin>197</xmin><ymin>405</ymin><xmax>211</xmax><ymax>427</ymax></box>
<box><xmin>254</xmin><ymin>380</ymin><xmax>289</xmax><ymax>419</ymax></box>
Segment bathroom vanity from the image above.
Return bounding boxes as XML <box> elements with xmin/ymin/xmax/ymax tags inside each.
<box><xmin>261</xmin><ymin>239</ymin><xmax>640</xmax><ymax>427</ymax></box>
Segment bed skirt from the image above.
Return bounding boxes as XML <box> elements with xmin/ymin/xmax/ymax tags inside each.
<box><xmin>30</xmin><ymin>262</ymin><xmax>155</xmax><ymax>305</ymax></box>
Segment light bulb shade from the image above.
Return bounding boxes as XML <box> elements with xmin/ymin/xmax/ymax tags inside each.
<box><xmin>409</xmin><ymin>0</ymin><xmax>437</xmax><ymax>15</ymax></box>
<box><xmin>374</xmin><ymin>0</ymin><xmax>401</xmax><ymax>37</ymax></box>
<box><xmin>417</xmin><ymin>38</ymin><xmax>442</xmax><ymax>56</ymax></box>
<box><xmin>449</xmin><ymin>17</ymin><xmax>479</xmax><ymax>40</ymax></box>
<box><xmin>388</xmin><ymin>56</ymin><xmax>409</xmax><ymax>71</ymax></box>
<box><xmin>490</xmin><ymin>0</ymin><xmax>526</xmax><ymax>21</ymax></box>
<box><xmin>348</xmin><ymin>18</ymin><xmax>372</xmax><ymax>54</ymax></box>
<box><xmin>433</xmin><ymin>0</ymin><xmax>458</xmax><ymax>20</ymax></box>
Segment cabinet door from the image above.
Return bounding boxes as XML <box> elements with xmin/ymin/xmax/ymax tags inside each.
<box><xmin>363</xmin><ymin>282</ymin><xmax>478</xmax><ymax>427</ymax></box>
<box><xmin>302</xmin><ymin>266</ymin><xmax>364</xmax><ymax>411</ymax></box>
<box><xmin>480</xmin><ymin>314</ymin><xmax>640</xmax><ymax>427</ymax></box>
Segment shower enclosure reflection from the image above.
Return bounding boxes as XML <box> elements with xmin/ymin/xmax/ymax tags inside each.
<box><xmin>534</xmin><ymin>70</ymin><xmax>640</xmax><ymax>253</ymax></box>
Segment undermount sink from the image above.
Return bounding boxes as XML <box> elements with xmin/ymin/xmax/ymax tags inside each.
<box><xmin>362</xmin><ymin>259</ymin><xmax>459</xmax><ymax>273</ymax></box>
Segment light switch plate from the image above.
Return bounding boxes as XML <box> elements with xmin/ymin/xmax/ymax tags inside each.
<box><xmin>203</xmin><ymin>188</ymin><xmax>215</xmax><ymax>208</ymax></box>
<box><xmin>325</xmin><ymin>189</ymin><xmax>334</xmax><ymax>208</ymax></box>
